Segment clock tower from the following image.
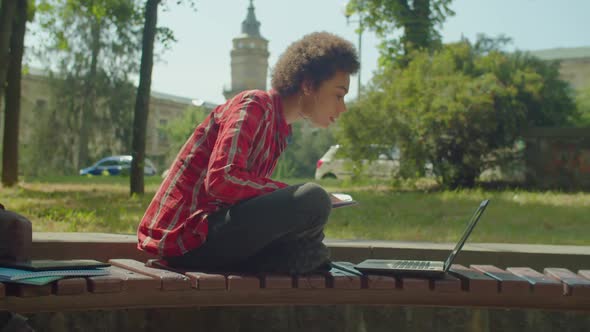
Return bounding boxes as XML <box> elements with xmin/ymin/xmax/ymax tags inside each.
<box><xmin>223</xmin><ymin>0</ymin><xmax>270</xmax><ymax>100</ymax></box>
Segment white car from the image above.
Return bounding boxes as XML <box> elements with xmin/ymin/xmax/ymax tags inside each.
<box><xmin>314</xmin><ymin>145</ymin><xmax>401</xmax><ymax>180</ymax></box>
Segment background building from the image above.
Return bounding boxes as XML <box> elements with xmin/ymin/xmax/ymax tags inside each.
<box><xmin>14</xmin><ymin>68</ymin><xmax>192</xmax><ymax>173</ymax></box>
<box><xmin>223</xmin><ymin>0</ymin><xmax>270</xmax><ymax>100</ymax></box>
<box><xmin>529</xmin><ymin>46</ymin><xmax>590</xmax><ymax>91</ymax></box>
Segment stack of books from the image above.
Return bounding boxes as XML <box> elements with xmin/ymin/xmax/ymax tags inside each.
<box><xmin>0</xmin><ymin>259</ymin><xmax>111</xmax><ymax>285</ymax></box>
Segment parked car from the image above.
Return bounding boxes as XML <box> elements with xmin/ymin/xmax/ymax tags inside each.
<box><xmin>314</xmin><ymin>145</ymin><xmax>401</xmax><ymax>180</ymax></box>
<box><xmin>79</xmin><ymin>155</ymin><xmax>157</xmax><ymax>176</ymax></box>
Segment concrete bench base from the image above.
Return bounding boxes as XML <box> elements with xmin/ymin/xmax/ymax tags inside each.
<box><xmin>22</xmin><ymin>306</ymin><xmax>590</xmax><ymax>332</ymax></box>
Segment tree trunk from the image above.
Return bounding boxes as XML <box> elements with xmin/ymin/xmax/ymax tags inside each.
<box><xmin>2</xmin><ymin>0</ymin><xmax>27</xmax><ymax>187</ymax></box>
<box><xmin>130</xmin><ymin>0</ymin><xmax>160</xmax><ymax>195</ymax></box>
<box><xmin>78</xmin><ymin>19</ymin><xmax>101</xmax><ymax>171</ymax></box>
<box><xmin>0</xmin><ymin>0</ymin><xmax>17</xmax><ymax>110</ymax></box>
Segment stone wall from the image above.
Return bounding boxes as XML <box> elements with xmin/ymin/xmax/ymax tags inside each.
<box><xmin>23</xmin><ymin>306</ymin><xmax>590</xmax><ymax>332</ymax></box>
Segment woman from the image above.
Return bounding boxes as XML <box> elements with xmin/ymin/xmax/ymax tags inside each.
<box><xmin>137</xmin><ymin>32</ymin><xmax>360</xmax><ymax>274</ymax></box>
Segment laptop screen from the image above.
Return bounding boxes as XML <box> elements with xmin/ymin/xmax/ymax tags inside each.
<box><xmin>443</xmin><ymin>200</ymin><xmax>490</xmax><ymax>271</ymax></box>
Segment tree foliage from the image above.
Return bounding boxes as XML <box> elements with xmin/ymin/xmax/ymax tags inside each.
<box><xmin>337</xmin><ymin>37</ymin><xmax>578</xmax><ymax>188</ymax></box>
<box><xmin>576</xmin><ymin>85</ymin><xmax>590</xmax><ymax>127</ymax></box>
<box><xmin>274</xmin><ymin>122</ymin><xmax>336</xmax><ymax>179</ymax></box>
<box><xmin>346</xmin><ymin>0</ymin><xmax>454</xmax><ymax>66</ymax></box>
<box><xmin>158</xmin><ymin>105</ymin><xmax>207</xmax><ymax>166</ymax></box>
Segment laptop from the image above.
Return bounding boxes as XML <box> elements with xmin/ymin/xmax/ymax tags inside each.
<box><xmin>354</xmin><ymin>199</ymin><xmax>490</xmax><ymax>278</ymax></box>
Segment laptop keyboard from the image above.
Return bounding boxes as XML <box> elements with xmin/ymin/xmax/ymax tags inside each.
<box><xmin>390</xmin><ymin>260</ymin><xmax>431</xmax><ymax>270</ymax></box>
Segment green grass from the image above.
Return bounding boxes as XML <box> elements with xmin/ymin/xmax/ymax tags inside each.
<box><xmin>327</xmin><ymin>189</ymin><xmax>590</xmax><ymax>245</ymax></box>
<box><xmin>1</xmin><ymin>176</ymin><xmax>589</xmax><ymax>245</ymax></box>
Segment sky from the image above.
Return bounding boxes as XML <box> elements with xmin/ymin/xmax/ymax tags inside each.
<box><xmin>55</xmin><ymin>0</ymin><xmax>590</xmax><ymax>105</ymax></box>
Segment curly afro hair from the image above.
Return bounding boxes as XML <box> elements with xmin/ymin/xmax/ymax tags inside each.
<box><xmin>271</xmin><ymin>32</ymin><xmax>360</xmax><ymax>97</ymax></box>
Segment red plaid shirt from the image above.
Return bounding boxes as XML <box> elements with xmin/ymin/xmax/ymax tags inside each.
<box><xmin>137</xmin><ymin>90</ymin><xmax>291</xmax><ymax>257</ymax></box>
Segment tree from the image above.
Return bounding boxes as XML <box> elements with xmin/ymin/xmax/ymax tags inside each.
<box><xmin>0</xmin><ymin>0</ymin><xmax>17</xmax><ymax>109</ymax></box>
<box><xmin>337</xmin><ymin>38</ymin><xmax>578</xmax><ymax>188</ymax></box>
<box><xmin>130</xmin><ymin>0</ymin><xmax>160</xmax><ymax>195</ymax></box>
<box><xmin>130</xmin><ymin>0</ymin><xmax>195</xmax><ymax>195</ymax></box>
<box><xmin>2</xmin><ymin>0</ymin><xmax>29</xmax><ymax>186</ymax></box>
<box><xmin>346</xmin><ymin>0</ymin><xmax>454</xmax><ymax>66</ymax></box>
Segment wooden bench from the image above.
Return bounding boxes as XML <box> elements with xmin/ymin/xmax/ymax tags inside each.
<box><xmin>0</xmin><ymin>259</ymin><xmax>589</xmax><ymax>313</ymax></box>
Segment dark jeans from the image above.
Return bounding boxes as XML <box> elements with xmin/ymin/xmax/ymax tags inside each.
<box><xmin>165</xmin><ymin>183</ymin><xmax>332</xmax><ymax>274</ymax></box>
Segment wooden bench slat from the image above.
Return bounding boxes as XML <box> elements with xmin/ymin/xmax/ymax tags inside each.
<box><xmin>449</xmin><ymin>264</ymin><xmax>498</xmax><ymax>294</ymax></box>
<box><xmin>431</xmin><ymin>273</ymin><xmax>462</xmax><ymax>293</ymax></box>
<box><xmin>262</xmin><ymin>275</ymin><xmax>294</xmax><ymax>289</ymax></box>
<box><xmin>146</xmin><ymin>259</ymin><xmax>241</xmax><ymax>290</ymax></box>
<box><xmin>506</xmin><ymin>267</ymin><xmax>564</xmax><ymax>297</ymax></box>
<box><xmin>226</xmin><ymin>274</ymin><xmax>260</xmax><ymax>291</ymax></box>
<box><xmin>109</xmin><ymin>259</ymin><xmax>190</xmax><ymax>291</ymax></box>
<box><xmin>108</xmin><ymin>266</ymin><xmax>160</xmax><ymax>291</ymax></box>
<box><xmin>87</xmin><ymin>274</ymin><xmax>123</xmax><ymax>293</ymax></box>
<box><xmin>6</xmin><ymin>283</ymin><xmax>52</xmax><ymax>298</ymax></box>
<box><xmin>471</xmin><ymin>265</ymin><xmax>530</xmax><ymax>295</ymax></box>
<box><xmin>145</xmin><ymin>258</ymin><xmax>228</xmax><ymax>290</ymax></box>
<box><xmin>365</xmin><ymin>275</ymin><xmax>397</xmax><ymax>289</ymax></box>
<box><xmin>53</xmin><ymin>278</ymin><xmax>88</xmax><ymax>296</ymax></box>
<box><xmin>544</xmin><ymin>268</ymin><xmax>590</xmax><ymax>297</ymax></box>
<box><xmin>399</xmin><ymin>277</ymin><xmax>429</xmax><ymax>292</ymax></box>
<box><xmin>295</xmin><ymin>275</ymin><xmax>327</xmax><ymax>289</ymax></box>
<box><xmin>578</xmin><ymin>270</ymin><xmax>590</xmax><ymax>280</ymax></box>
<box><xmin>330</xmin><ymin>275</ymin><xmax>362</xmax><ymax>289</ymax></box>
<box><xmin>185</xmin><ymin>272</ymin><xmax>227</xmax><ymax>290</ymax></box>
<box><xmin>329</xmin><ymin>263</ymin><xmax>362</xmax><ymax>289</ymax></box>
<box><xmin>145</xmin><ymin>259</ymin><xmax>171</xmax><ymax>270</ymax></box>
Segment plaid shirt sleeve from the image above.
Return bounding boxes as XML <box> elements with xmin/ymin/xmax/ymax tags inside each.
<box><xmin>205</xmin><ymin>94</ymin><xmax>288</xmax><ymax>204</ymax></box>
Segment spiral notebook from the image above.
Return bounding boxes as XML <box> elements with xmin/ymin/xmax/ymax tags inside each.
<box><xmin>0</xmin><ymin>275</ymin><xmax>64</xmax><ymax>286</ymax></box>
<box><xmin>0</xmin><ymin>266</ymin><xmax>109</xmax><ymax>281</ymax></box>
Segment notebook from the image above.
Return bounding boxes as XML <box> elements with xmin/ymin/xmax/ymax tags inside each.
<box><xmin>331</xmin><ymin>193</ymin><xmax>358</xmax><ymax>208</ymax></box>
<box><xmin>0</xmin><ymin>266</ymin><xmax>110</xmax><ymax>281</ymax></box>
<box><xmin>354</xmin><ymin>199</ymin><xmax>490</xmax><ymax>278</ymax></box>
<box><xmin>0</xmin><ymin>275</ymin><xmax>64</xmax><ymax>286</ymax></box>
<box><xmin>0</xmin><ymin>259</ymin><xmax>110</xmax><ymax>271</ymax></box>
